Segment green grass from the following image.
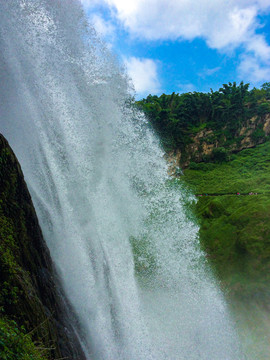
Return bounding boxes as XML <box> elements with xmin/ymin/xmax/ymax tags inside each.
<box><xmin>182</xmin><ymin>141</ymin><xmax>270</xmax><ymax>301</ymax></box>
<box><xmin>184</xmin><ymin>141</ymin><xmax>270</xmax><ymax>195</ymax></box>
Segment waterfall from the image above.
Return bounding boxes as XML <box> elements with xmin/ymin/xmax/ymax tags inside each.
<box><xmin>0</xmin><ymin>1</ymin><xmax>244</xmax><ymax>359</ymax></box>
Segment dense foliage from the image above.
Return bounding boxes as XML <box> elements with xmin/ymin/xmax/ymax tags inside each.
<box><xmin>0</xmin><ymin>318</ymin><xmax>46</xmax><ymax>360</ymax></box>
<box><xmin>182</xmin><ymin>141</ymin><xmax>270</xmax><ymax>301</ymax></box>
<box><xmin>137</xmin><ymin>82</ymin><xmax>270</xmax><ymax>152</ymax></box>
<box><xmin>137</xmin><ymin>82</ymin><xmax>270</xmax><ymax>301</ymax></box>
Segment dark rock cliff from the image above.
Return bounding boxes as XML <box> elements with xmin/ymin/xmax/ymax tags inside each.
<box><xmin>0</xmin><ymin>134</ymin><xmax>86</xmax><ymax>360</ymax></box>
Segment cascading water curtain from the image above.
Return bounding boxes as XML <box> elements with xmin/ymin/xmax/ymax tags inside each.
<box><xmin>0</xmin><ymin>1</ymin><xmax>245</xmax><ymax>359</ymax></box>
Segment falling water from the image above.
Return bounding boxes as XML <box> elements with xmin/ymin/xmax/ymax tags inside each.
<box><xmin>0</xmin><ymin>1</ymin><xmax>245</xmax><ymax>359</ymax></box>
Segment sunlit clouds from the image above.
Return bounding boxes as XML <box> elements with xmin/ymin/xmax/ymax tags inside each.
<box><xmin>80</xmin><ymin>0</ymin><xmax>270</xmax><ymax>96</ymax></box>
<box><xmin>124</xmin><ymin>57</ymin><xmax>161</xmax><ymax>96</ymax></box>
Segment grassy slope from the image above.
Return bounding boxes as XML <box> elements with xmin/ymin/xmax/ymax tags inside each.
<box><xmin>182</xmin><ymin>141</ymin><xmax>270</xmax><ymax>300</ymax></box>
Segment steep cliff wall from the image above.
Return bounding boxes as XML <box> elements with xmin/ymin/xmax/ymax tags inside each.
<box><xmin>167</xmin><ymin>113</ymin><xmax>270</xmax><ymax>173</ymax></box>
<box><xmin>0</xmin><ymin>134</ymin><xmax>85</xmax><ymax>360</ymax></box>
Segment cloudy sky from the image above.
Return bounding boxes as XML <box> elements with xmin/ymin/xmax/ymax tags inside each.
<box><xmin>80</xmin><ymin>0</ymin><xmax>270</xmax><ymax>98</ymax></box>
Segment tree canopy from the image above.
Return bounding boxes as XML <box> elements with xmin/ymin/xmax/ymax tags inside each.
<box><xmin>137</xmin><ymin>82</ymin><xmax>270</xmax><ymax>152</ymax></box>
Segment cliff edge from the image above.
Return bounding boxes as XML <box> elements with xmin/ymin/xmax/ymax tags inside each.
<box><xmin>0</xmin><ymin>134</ymin><xmax>85</xmax><ymax>360</ymax></box>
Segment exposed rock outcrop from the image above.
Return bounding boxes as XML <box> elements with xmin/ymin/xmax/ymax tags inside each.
<box><xmin>0</xmin><ymin>134</ymin><xmax>85</xmax><ymax>359</ymax></box>
<box><xmin>167</xmin><ymin>113</ymin><xmax>270</xmax><ymax>172</ymax></box>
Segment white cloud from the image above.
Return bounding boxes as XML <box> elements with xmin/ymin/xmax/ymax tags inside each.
<box><xmin>199</xmin><ymin>67</ymin><xmax>221</xmax><ymax>78</ymax></box>
<box><xmin>89</xmin><ymin>14</ymin><xmax>115</xmax><ymax>39</ymax></box>
<box><xmin>205</xmin><ymin>6</ymin><xmax>257</xmax><ymax>50</ymax></box>
<box><xmin>81</xmin><ymin>0</ymin><xmax>270</xmax><ymax>84</ymax></box>
<box><xmin>177</xmin><ymin>83</ymin><xmax>196</xmax><ymax>93</ymax></box>
<box><xmin>245</xmin><ymin>34</ymin><xmax>270</xmax><ymax>61</ymax></box>
<box><xmin>238</xmin><ymin>55</ymin><xmax>270</xmax><ymax>83</ymax></box>
<box><xmin>124</xmin><ymin>57</ymin><xmax>161</xmax><ymax>96</ymax></box>
<box><xmin>80</xmin><ymin>0</ymin><xmax>101</xmax><ymax>10</ymax></box>
<box><xmin>80</xmin><ymin>1</ymin><xmax>270</xmax><ymax>54</ymax></box>
<box><xmin>97</xmin><ymin>1</ymin><xmax>261</xmax><ymax>47</ymax></box>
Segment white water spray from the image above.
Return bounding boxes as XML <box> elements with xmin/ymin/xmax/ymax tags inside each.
<box><xmin>0</xmin><ymin>1</ymin><xmax>244</xmax><ymax>359</ymax></box>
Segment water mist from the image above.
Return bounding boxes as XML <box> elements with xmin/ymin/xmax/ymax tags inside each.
<box><xmin>0</xmin><ymin>1</ymin><xmax>244</xmax><ymax>359</ymax></box>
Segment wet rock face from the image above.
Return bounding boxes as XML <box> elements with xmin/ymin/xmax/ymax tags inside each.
<box><xmin>0</xmin><ymin>134</ymin><xmax>85</xmax><ymax>360</ymax></box>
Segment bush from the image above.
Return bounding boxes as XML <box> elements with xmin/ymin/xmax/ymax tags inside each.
<box><xmin>0</xmin><ymin>318</ymin><xmax>47</xmax><ymax>360</ymax></box>
<box><xmin>189</xmin><ymin>162</ymin><xmax>216</xmax><ymax>171</ymax></box>
<box><xmin>189</xmin><ymin>162</ymin><xmax>200</xmax><ymax>170</ymax></box>
<box><xmin>212</xmin><ymin>147</ymin><xmax>229</xmax><ymax>162</ymax></box>
<box><xmin>257</xmin><ymin>102</ymin><xmax>270</xmax><ymax>115</ymax></box>
<box><xmin>251</xmin><ymin>126</ymin><xmax>265</xmax><ymax>142</ymax></box>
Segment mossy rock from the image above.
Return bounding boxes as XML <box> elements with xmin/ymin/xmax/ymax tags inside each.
<box><xmin>0</xmin><ymin>134</ymin><xmax>85</xmax><ymax>360</ymax></box>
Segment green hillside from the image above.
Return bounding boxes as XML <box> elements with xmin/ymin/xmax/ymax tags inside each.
<box><xmin>183</xmin><ymin>141</ymin><xmax>270</xmax><ymax>301</ymax></box>
<box><xmin>138</xmin><ymin>83</ymin><xmax>270</xmax><ymax>302</ymax></box>
<box><xmin>137</xmin><ymin>82</ymin><xmax>270</xmax><ymax>168</ymax></box>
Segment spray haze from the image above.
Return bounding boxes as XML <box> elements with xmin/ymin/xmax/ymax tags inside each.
<box><xmin>0</xmin><ymin>1</ymin><xmax>244</xmax><ymax>359</ymax></box>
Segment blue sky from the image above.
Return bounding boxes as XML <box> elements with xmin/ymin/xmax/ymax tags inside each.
<box><xmin>80</xmin><ymin>0</ymin><xmax>270</xmax><ymax>99</ymax></box>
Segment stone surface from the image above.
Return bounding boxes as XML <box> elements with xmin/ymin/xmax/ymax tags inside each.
<box><xmin>168</xmin><ymin>113</ymin><xmax>270</xmax><ymax>171</ymax></box>
<box><xmin>0</xmin><ymin>134</ymin><xmax>86</xmax><ymax>360</ymax></box>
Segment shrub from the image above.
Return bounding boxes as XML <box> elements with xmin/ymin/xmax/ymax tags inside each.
<box><xmin>257</xmin><ymin>102</ymin><xmax>270</xmax><ymax>115</ymax></box>
<box><xmin>251</xmin><ymin>126</ymin><xmax>265</xmax><ymax>142</ymax></box>
<box><xmin>0</xmin><ymin>318</ymin><xmax>47</xmax><ymax>360</ymax></box>
<box><xmin>212</xmin><ymin>147</ymin><xmax>229</xmax><ymax>162</ymax></box>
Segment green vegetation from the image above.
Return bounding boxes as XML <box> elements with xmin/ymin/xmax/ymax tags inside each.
<box><xmin>0</xmin><ymin>134</ymin><xmax>83</xmax><ymax>360</ymax></box>
<box><xmin>138</xmin><ymin>81</ymin><xmax>270</xmax><ymax>301</ymax></box>
<box><xmin>0</xmin><ymin>318</ymin><xmax>46</xmax><ymax>360</ymax></box>
<box><xmin>0</xmin><ymin>135</ymin><xmax>52</xmax><ymax>360</ymax></box>
<box><xmin>137</xmin><ymin>82</ymin><xmax>270</xmax><ymax>159</ymax></box>
<box><xmin>182</xmin><ymin>141</ymin><xmax>270</xmax><ymax>300</ymax></box>
<box><xmin>184</xmin><ymin>142</ymin><xmax>270</xmax><ymax>194</ymax></box>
